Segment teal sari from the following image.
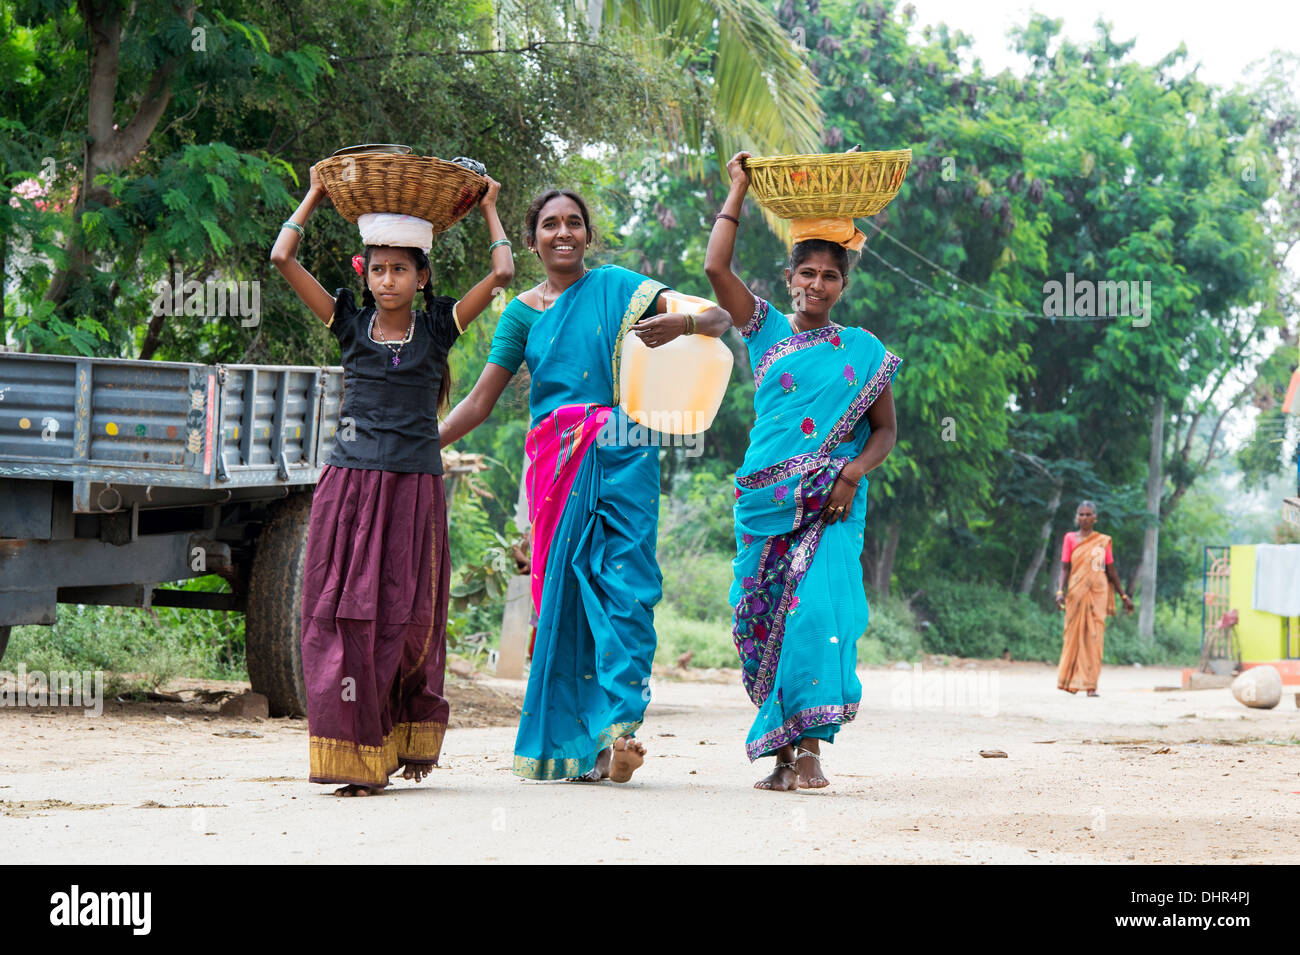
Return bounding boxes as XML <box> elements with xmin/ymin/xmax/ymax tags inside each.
<box><xmin>509</xmin><ymin>265</ymin><xmax>666</xmax><ymax>779</ymax></box>
<box><xmin>732</xmin><ymin>298</ymin><xmax>900</xmax><ymax>760</ymax></box>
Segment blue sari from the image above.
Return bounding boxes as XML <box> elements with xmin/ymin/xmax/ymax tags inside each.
<box><xmin>732</xmin><ymin>299</ymin><xmax>900</xmax><ymax>760</ymax></box>
<box><xmin>510</xmin><ymin>265</ymin><xmax>666</xmax><ymax>779</ymax></box>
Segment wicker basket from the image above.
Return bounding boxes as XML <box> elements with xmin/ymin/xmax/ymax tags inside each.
<box><xmin>316</xmin><ymin>153</ymin><xmax>488</xmax><ymax>232</ymax></box>
<box><xmin>744</xmin><ymin>149</ymin><xmax>912</xmax><ymax>219</ymax></box>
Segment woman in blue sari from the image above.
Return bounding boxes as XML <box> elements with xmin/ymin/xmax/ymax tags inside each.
<box><xmin>440</xmin><ymin>190</ymin><xmax>730</xmax><ymax>782</ymax></box>
<box><xmin>705</xmin><ymin>152</ymin><xmax>900</xmax><ymax>791</ymax></box>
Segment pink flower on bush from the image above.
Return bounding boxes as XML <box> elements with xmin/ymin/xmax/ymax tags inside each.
<box><xmin>352</xmin><ymin>254</ymin><xmax>365</xmax><ymax>276</ymax></box>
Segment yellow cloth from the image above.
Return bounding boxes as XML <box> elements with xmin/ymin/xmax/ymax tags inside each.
<box><xmin>790</xmin><ymin>216</ymin><xmax>866</xmax><ymax>251</ymax></box>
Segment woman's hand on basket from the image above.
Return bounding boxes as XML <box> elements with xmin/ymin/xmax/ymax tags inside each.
<box><xmin>633</xmin><ymin>313</ymin><xmax>687</xmax><ymax>348</ymax></box>
<box><xmin>727</xmin><ymin>151</ymin><xmax>752</xmax><ymax>191</ymax></box>
<box><xmin>479</xmin><ymin>176</ymin><xmax>501</xmax><ymax>210</ymax></box>
<box><xmin>822</xmin><ymin>471</ymin><xmax>859</xmax><ymax>524</ymax></box>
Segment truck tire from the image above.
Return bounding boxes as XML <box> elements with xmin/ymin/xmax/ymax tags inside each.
<box><xmin>0</xmin><ymin>627</ymin><xmax>10</xmax><ymax>665</ymax></box>
<box><xmin>245</xmin><ymin>492</ymin><xmax>313</xmax><ymax>717</ymax></box>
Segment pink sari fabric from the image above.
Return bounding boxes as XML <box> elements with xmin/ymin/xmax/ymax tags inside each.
<box><xmin>524</xmin><ymin>403</ymin><xmax>612</xmax><ymax>614</ymax></box>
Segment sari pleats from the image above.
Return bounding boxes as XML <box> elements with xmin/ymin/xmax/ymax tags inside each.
<box><xmin>513</xmin><ymin>410</ymin><xmax>661</xmax><ymax>779</ymax></box>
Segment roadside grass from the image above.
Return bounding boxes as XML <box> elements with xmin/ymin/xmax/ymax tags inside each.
<box><xmin>4</xmin><ymin>577</ymin><xmax>247</xmax><ymax>696</ymax></box>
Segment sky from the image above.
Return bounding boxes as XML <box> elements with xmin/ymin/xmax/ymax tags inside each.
<box><xmin>905</xmin><ymin>0</ymin><xmax>1299</xmax><ymax>87</ymax></box>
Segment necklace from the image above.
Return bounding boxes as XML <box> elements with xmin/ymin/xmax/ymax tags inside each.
<box><xmin>370</xmin><ymin>311</ymin><xmax>415</xmax><ymax>367</ymax></box>
<box><xmin>538</xmin><ymin>268</ymin><xmax>589</xmax><ymax>312</ymax></box>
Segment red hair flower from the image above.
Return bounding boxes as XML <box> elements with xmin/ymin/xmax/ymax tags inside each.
<box><xmin>352</xmin><ymin>254</ymin><xmax>365</xmax><ymax>276</ymax></box>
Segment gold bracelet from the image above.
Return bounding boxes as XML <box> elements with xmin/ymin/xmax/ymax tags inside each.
<box><xmin>685</xmin><ymin>313</ymin><xmax>695</xmax><ymax>335</ymax></box>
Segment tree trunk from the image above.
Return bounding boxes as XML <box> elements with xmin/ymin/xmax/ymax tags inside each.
<box><xmin>1136</xmin><ymin>394</ymin><xmax>1165</xmax><ymax>643</ymax></box>
<box><xmin>1018</xmin><ymin>477</ymin><xmax>1063</xmax><ymax>595</ymax></box>
<box><xmin>44</xmin><ymin>1</ymin><xmax>194</xmax><ymax>311</ymax></box>
<box><xmin>869</xmin><ymin>521</ymin><xmax>901</xmax><ymax>597</ymax></box>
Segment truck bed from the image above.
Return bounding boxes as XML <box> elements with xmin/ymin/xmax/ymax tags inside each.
<box><xmin>0</xmin><ymin>353</ymin><xmax>344</xmax><ymax>512</ymax></box>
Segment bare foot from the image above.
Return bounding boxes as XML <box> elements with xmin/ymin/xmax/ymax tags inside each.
<box><xmin>796</xmin><ymin>741</ymin><xmax>829</xmax><ymax>789</ymax></box>
<box><xmin>398</xmin><ymin>761</ymin><xmax>434</xmax><ymax>783</ymax></box>
<box><xmin>569</xmin><ymin>747</ymin><xmax>612</xmax><ymax>782</ymax></box>
<box><xmin>755</xmin><ymin>745</ymin><xmax>799</xmax><ymax>791</ymax></box>
<box><xmin>1087</xmin><ymin>689</ymin><xmax>1099</xmax><ymax>697</ymax></box>
<box><xmin>609</xmin><ymin>736</ymin><xmax>646</xmax><ymax>783</ymax></box>
<box><xmin>333</xmin><ymin>783</ymin><xmax>382</xmax><ymax>797</ymax></box>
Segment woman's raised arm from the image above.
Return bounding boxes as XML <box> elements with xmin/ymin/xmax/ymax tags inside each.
<box><xmin>704</xmin><ymin>151</ymin><xmax>758</xmax><ymax>331</ymax></box>
<box><xmin>439</xmin><ymin>362</ymin><xmax>515</xmax><ymax>447</ymax></box>
<box><xmin>269</xmin><ymin>164</ymin><xmax>336</xmax><ymax>324</ymax></box>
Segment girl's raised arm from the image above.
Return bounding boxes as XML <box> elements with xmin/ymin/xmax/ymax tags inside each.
<box><xmin>452</xmin><ymin>177</ymin><xmax>515</xmax><ymax>332</ymax></box>
<box><xmin>704</xmin><ymin>151</ymin><xmax>758</xmax><ymax>330</ymax></box>
<box><xmin>269</xmin><ymin>164</ymin><xmax>336</xmax><ymax>324</ymax></box>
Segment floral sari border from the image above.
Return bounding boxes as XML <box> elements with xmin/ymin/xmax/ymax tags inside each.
<box><xmin>511</xmin><ymin>719</ymin><xmax>643</xmax><ymax>780</ymax></box>
<box><xmin>739</xmin><ymin>297</ymin><xmax>768</xmax><ymax>340</ymax></box>
<box><xmin>746</xmin><ymin>703</ymin><xmax>859</xmax><ymax>761</ymax></box>
<box><xmin>820</xmin><ymin>350</ymin><xmax>901</xmax><ymax>452</ymax></box>
<box><xmin>610</xmin><ymin>279</ymin><xmax>667</xmax><ymax>405</ymax></box>
<box><xmin>736</xmin><ymin>451</ymin><xmax>830</xmax><ymax>490</ymax></box>
<box><xmin>753</xmin><ymin>324</ymin><xmax>843</xmax><ymax>389</ymax></box>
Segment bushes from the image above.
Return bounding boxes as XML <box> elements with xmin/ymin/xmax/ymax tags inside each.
<box><xmin>914</xmin><ymin>578</ymin><xmax>1060</xmax><ymax>660</ymax></box>
<box><xmin>914</xmin><ymin>577</ymin><xmax>1204</xmax><ymax>665</ymax></box>
<box><xmin>658</xmin><ymin>551</ymin><xmax>736</xmax><ymax>623</ymax></box>
<box><xmin>858</xmin><ymin>590</ymin><xmax>924</xmax><ymax>664</ymax></box>
<box><xmin>652</xmin><ymin>605</ymin><xmax>738</xmax><ymax>669</ymax></box>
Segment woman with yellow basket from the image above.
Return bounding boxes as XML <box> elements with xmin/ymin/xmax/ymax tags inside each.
<box><xmin>705</xmin><ymin>150</ymin><xmax>902</xmax><ymax>791</ymax></box>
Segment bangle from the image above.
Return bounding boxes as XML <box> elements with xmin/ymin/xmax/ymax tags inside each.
<box><xmin>488</xmin><ymin>238</ymin><xmax>511</xmax><ymax>253</ymax></box>
<box><xmin>714</xmin><ymin>212</ymin><xmax>739</xmax><ymax>225</ymax></box>
<box><xmin>281</xmin><ymin>220</ymin><xmax>304</xmax><ymax>236</ymax></box>
<box><xmin>835</xmin><ymin>473</ymin><xmax>859</xmax><ymax>488</ymax></box>
<box><xmin>683</xmin><ymin>314</ymin><xmax>695</xmax><ymax>335</ymax></box>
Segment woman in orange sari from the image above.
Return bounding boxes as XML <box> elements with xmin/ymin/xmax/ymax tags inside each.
<box><xmin>1055</xmin><ymin>501</ymin><xmax>1134</xmax><ymax>696</ymax></box>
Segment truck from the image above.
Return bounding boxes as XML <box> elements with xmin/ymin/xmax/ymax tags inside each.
<box><xmin>0</xmin><ymin>351</ymin><xmax>345</xmax><ymax>716</ymax></box>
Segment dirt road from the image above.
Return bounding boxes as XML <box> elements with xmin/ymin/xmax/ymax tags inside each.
<box><xmin>2</xmin><ymin>661</ymin><xmax>1298</xmax><ymax>863</ymax></box>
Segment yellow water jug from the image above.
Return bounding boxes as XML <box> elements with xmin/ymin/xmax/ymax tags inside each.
<box><xmin>619</xmin><ymin>291</ymin><xmax>734</xmax><ymax>435</ymax></box>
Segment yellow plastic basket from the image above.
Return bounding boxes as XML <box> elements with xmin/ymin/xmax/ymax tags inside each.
<box><xmin>316</xmin><ymin>153</ymin><xmax>487</xmax><ymax>232</ymax></box>
<box><xmin>744</xmin><ymin>149</ymin><xmax>912</xmax><ymax>219</ymax></box>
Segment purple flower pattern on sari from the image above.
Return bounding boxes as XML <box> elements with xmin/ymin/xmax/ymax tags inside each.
<box><xmin>844</xmin><ymin>364</ymin><xmax>856</xmax><ymax>386</ymax></box>
<box><xmin>780</xmin><ymin>371</ymin><xmax>796</xmax><ymax>393</ymax></box>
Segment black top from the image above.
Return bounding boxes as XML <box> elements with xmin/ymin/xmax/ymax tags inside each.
<box><xmin>327</xmin><ymin>288</ymin><xmax>459</xmax><ymax>475</ymax></box>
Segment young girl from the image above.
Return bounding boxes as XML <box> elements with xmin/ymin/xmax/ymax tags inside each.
<box><xmin>270</xmin><ymin>164</ymin><xmax>513</xmax><ymax>795</ymax></box>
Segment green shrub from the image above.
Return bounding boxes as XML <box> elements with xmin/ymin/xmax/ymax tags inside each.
<box><xmin>653</xmin><ymin>605</ymin><xmax>739</xmax><ymax>669</ymax></box>
<box><xmin>913</xmin><ymin>577</ymin><xmax>1204</xmax><ymax>665</ymax></box>
<box><xmin>5</xmin><ymin>597</ymin><xmax>241</xmax><ymax>695</ymax></box>
<box><xmin>914</xmin><ymin>577</ymin><xmax>1061</xmax><ymax>660</ymax></box>
<box><xmin>858</xmin><ymin>590</ymin><xmax>924</xmax><ymax>663</ymax></box>
<box><xmin>658</xmin><ymin>550</ymin><xmax>736</xmax><ymax>622</ymax></box>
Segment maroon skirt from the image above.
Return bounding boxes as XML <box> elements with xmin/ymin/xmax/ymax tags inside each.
<box><xmin>301</xmin><ymin>465</ymin><xmax>450</xmax><ymax>786</ymax></box>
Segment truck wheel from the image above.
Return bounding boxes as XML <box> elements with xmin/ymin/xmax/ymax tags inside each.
<box><xmin>245</xmin><ymin>492</ymin><xmax>313</xmax><ymax>717</ymax></box>
<box><xmin>0</xmin><ymin>627</ymin><xmax>10</xmax><ymax>665</ymax></box>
